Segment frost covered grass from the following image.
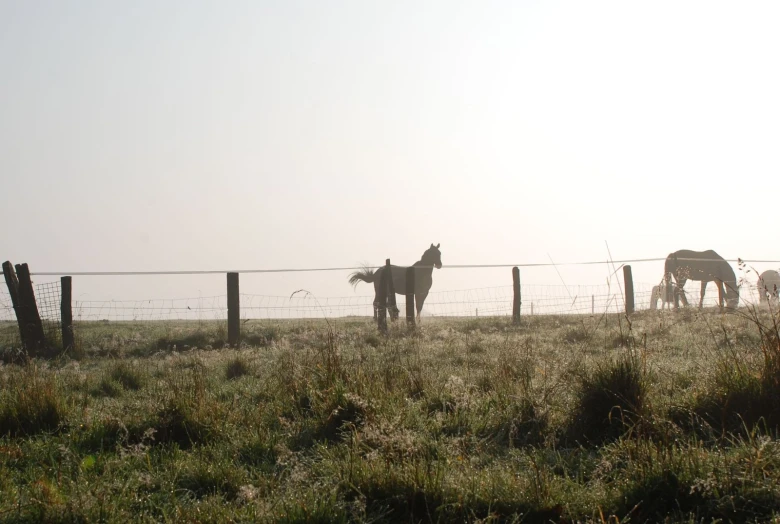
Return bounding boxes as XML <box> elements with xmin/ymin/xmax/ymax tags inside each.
<box><xmin>1</xmin><ymin>310</ymin><xmax>780</xmax><ymax>522</ymax></box>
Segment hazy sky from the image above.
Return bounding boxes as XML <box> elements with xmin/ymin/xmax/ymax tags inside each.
<box><xmin>2</xmin><ymin>1</ymin><xmax>779</xmax><ymax>308</ymax></box>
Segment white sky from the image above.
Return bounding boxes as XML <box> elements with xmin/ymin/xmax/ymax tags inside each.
<box><xmin>1</xmin><ymin>1</ymin><xmax>779</xmax><ymax>307</ymax></box>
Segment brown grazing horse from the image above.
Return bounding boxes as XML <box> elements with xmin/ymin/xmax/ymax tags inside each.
<box><xmin>663</xmin><ymin>249</ymin><xmax>739</xmax><ymax>309</ymax></box>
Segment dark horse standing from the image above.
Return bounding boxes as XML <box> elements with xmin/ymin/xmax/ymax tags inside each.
<box><xmin>349</xmin><ymin>243</ymin><xmax>442</xmax><ymax>319</ymax></box>
<box><xmin>664</xmin><ymin>249</ymin><xmax>739</xmax><ymax>309</ymax></box>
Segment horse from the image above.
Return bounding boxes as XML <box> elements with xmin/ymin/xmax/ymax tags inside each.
<box><xmin>348</xmin><ymin>243</ymin><xmax>442</xmax><ymax>320</ymax></box>
<box><xmin>663</xmin><ymin>249</ymin><xmax>739</xmax><ymax>309</ymax></box>
<box><xmin>757</xmin><ymin>269</ymin><xmax>780</xmax><ymax>306</ymax></box>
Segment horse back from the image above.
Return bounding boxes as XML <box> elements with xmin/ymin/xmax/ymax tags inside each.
<box><xmin>375</xmin><ymin>264</ymin><xmax>434</xmax><ymax>295</ymax></box>
<box><xmin>670</xmin><ymin>249</ymin><xmax>734</xmax><ymax>282</ymax></box>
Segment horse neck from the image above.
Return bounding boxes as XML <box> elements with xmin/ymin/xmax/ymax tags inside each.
<box><xmin>413</xmin><ymin>259</ymin><xmax>434</xmax><ymax>276</ymax></box>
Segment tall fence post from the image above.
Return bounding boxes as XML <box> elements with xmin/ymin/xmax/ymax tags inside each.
<box><xmin>227</xmin><ymin>272</ymin><xmax>240</xmax><ymax>347</ymax></box>
<box><xmin>623</xmin><ymin>265</ymin><xmax>635</xmax><ymax>315</ymax></box>
<box><xmin>61</xmin><ymin>276</ymin><xmax>74</xmax><ymax>352</ymax></box>
<box><xmin>512</xmin><ymin>266</ymin><xmax>521</xmax><ymax>325</ymax></box>
<box><xmin>385</xmin><ymin>259</ymin><xmax>397</xmax><ymax>321</ymax></box>
<box><xmin>592</xmin><ymin>295</ymin><xmax>595</xmax><ymax>315</ymax></box>
<box><xmin>377</xmin><ymin>267</ymin><xmax>387</xmax><ymax>334</ymax></box>
<box><xmin>2</xmin><ymin>261</ymin><xmax>24</xmax><ymax>342</ymax></box>
<box><xmin>406</xmin><ymin>266</ymin><xmax>415</xmax><ymax>327</ymax></box>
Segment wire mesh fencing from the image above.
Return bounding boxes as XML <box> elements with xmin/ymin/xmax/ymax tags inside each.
<box><xmin>21</xmin><ymin>281</ymin><xmax>775</xmax><ymax>324</ymax></box>
<box><xmin>35</xmin><ymin>281</ymin><xmax>62</xmax><ymax>346</ymax></box>
<box><xmin>0</xmin><ymin>281</ymin><xmax>64</xmax><ymax>350</ymax></box>
<box><xmin>0</xmin><ymin>287</ymin><xmax>18</xmax><ymax>349</ymax></box>
<box><xmin>73</xmin><ymin>296</ymin><xmax>228</xmax><ymax>322</ymax></box>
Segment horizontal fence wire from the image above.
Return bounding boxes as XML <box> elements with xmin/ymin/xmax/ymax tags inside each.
<box><xmin>25</xmin><ymin>257</ymin><xmax>780</xmax><ymax>277</ymax></box>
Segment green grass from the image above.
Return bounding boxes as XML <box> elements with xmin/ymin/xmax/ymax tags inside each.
<box><xmin>1</xmin><ymin>310</ymin><xmax>780</xmax><ymax>522</ymax></box>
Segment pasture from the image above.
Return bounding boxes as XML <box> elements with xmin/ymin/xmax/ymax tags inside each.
<box><xmin>1</xmin><ymin>308</ymin><xmax>780</xmax><ymax>523</ymax></box>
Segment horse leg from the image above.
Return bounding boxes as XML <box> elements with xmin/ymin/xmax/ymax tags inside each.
<box><xmin>699</xmin><ymin>281</ymin><xmax>707</xmax><ymax>308</ymax></box>
<box><xmin>390</xmin><ymin>297</ymin><xmax>399</xmax><ymax>321</ymax></box>
<box><xmin>715</xmin><ymin>280</ymin><xmax>725</xmax><ymax>308</ymax></box>
<box><xmin>416</xmin><ymin>291</ymin><xmax>429</xmax><ymax>322</ymax></box>
<box><xmin>650</xmin><ymin>286</ymin><xmax>658</xmax><ymax>310</ymax></box>
<box><xmin>373</xmin><ymin>280</ymin><xmax>380</xmax><ymax>323</ymax></box>
<box><xmin>675</xmin><ymin>279</ymin><xmax>688</xmax><ymax>308</ymax></box>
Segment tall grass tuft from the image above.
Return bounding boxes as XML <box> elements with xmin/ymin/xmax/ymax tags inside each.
<box><xmin>225</xmin><ymin>356</ymin><xmax>252</xmax><ymax>380</ymax></box>
<box><xmin>0</xmin><ymin>365</ymin><xmax>65</xmax><ymax>437</ymax></box>
<box><xmin>566</xmin><ymin>351</ymin><xmax>647</xmax><ymax>445</ymax></box>
<box><xmin>144</xmin><ymin>365</ymin><xmax>224</xmax><ymax>448</ymax></box>
<box><xmin>110</xmin><ymin>361</ymin><xmax>144</xmax><ymax>390</ymax></box>
<box><xmin>691</xmin><ymin>308</ymin><xmax>780</xmax><ymax>435</ymax></box>
<box><xmin>176</xmin><ymin>459</ymin><xmax>246</xmax><ymax>500</ymax></box>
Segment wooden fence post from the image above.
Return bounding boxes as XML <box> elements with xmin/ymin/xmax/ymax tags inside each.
<box><xmin>623</xmin><ymin>265</ymin><xmax>635</xmax><ymax>315</ymax></box>
<box><xmin>61</xmin><ymin>276</ymin><xmax>74</xmax><ymax>352</ymax></box>
<box><xmin>385</xmin><ymin>259</ymin><xmax>397</xmax><ymax>321</ymax></box>
<box><xmin>592</xmin><ymin>295</ymin><xmax>595</xmax><ymax>314</ymax></box>
<box><xmin>2</xmin><ymin>261</ymin><xmax>24</xmax><ymax>342</ymax></box>
<box><xmin>15</xmin><ymin>263</ymin><xmax>47</xmax><ymax>353</ymax></box>
<box><xmin>377</xmin><ymin>267</ymin><xmax>387</xmax><ymax>334</ymax></box>
<box><xmin>406</xmin><ymin>266</ymin><xmax>415</xmax><ymax>327</ymax></box>
<box><xmin>512</xmin><ymin>266</ymin><xmax>521</xmax><ymax>325</ymax></box>
<box><xmin>227</xmin><ymin>272</ymin><xmax>240</xmax><ymax>347</ymax></box>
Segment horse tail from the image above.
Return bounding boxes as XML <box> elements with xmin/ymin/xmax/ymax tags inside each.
<box><xmin>348</xmin><ymin>265</ymin><xmax>376</xmax><ymax>288</ymax></box>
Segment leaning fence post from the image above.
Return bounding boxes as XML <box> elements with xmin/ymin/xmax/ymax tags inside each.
<box><xmin>227</xmin><ymin>272</ymin><xmax>240</xmax><ymax>347</ymax></box>
<box><xmin>15</xmin><ymin>263</ymin><xmax>47</xmax><ymax>353</ymax></box>
<box><xmin>2</xmin><ymin>261</ymin><xmax>24</xmax><ymax>343</ymax></box>
<box><xmin>512</xmin><ymin>266</ymin><xmax>521</xmax><ymax>324</ymax></box>
<box><xmin>385</xmin><ymin>259</ymin><xmax>397</xmax><ymax>321</ymax></box>
<box><xmin>377</xmin><ymin>266</ymin><xmax>387</xmax><ymax>334</ymax></box>
<box><xmin>406</xmin><ymin>266</ymin><xmax>415</xmax><ymax>327</ymax></box>
<box><xmin>623</xmin><ymin>265</ymin><xmax>635</xmax><ymax>315</ymax></box>
<box><xmin>61</xmin><ymin>276</ymin><xmax>74</xmax><ymax>352</ymax></box>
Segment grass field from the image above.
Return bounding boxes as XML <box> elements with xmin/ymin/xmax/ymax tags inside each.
<box><xmin>1</xmin><ymin>308</ymin><xmax>780</xmax><ymax>523</ymax></box>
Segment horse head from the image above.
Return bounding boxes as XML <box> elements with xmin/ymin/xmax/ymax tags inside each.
<box><xmin>725</xmin><ymin>281</ymin><xmax>740</xmax><ymax>309</ymax></box>
<box><xmin>424</xmin><ymin>243</ymin><xmax>442</xmax><ymax>269</ymax></box>
<box><xmin>663</xmin><ymin>253</ymin><xmax>677</xmax><ymax>283</ymax></box>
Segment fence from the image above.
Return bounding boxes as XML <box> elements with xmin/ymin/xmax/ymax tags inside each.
<box><xmin>1</xmin><ymin>280</ymin><xmax>64</xmax><ymax>350</ymax></box>
<box><xmin>52</xmin><ymin>281</ymin><xmax>769</xmax><ymax>320</ymax></box>
<box><xmin>0</xmin><ymin>259</ymin><xmax>774</xmax><ymax>351</ymax></box>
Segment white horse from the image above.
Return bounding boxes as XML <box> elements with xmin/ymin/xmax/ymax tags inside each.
<box><xmin>757</xmin><ymin>270</ymin><xmax>780</xmax><ymax>306</ymax></box>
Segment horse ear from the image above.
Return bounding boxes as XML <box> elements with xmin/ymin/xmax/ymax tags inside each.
<box><xmin>436</xmin><ymin>243</ymin><xmax>440</xmax><ymax>248</ymax></box>
<box><xmin>430</xmin><ymin>243</ymin><xmax>434</xmax><ymax>248</ymax></box>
